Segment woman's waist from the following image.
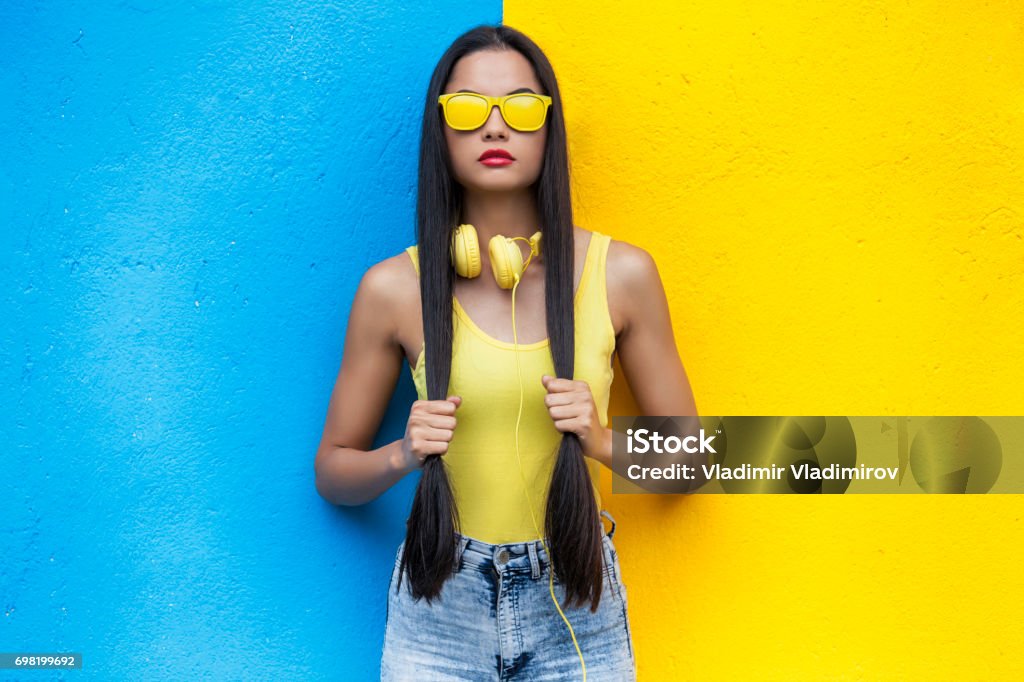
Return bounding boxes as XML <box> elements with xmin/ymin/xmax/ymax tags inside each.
<box><xmin>448</xmin><ymin>478</ymin><xmax>602</xmax><ymax>545</ymax></box>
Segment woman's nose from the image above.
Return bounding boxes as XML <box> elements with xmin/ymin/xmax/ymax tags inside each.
<box><xmin>481</xmin><ymin>105</ymin><xmax>509</xmax><ymax>139</ymax></box>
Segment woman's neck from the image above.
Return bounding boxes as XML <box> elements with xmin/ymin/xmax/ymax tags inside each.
<box><xmin>460</xmin><ymin>187</ymin><xmax>541</xmax><ymax>244</ymax></box>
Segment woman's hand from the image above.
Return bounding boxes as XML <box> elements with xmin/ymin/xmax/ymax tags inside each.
<box><xmin>400</xmin><ymin>396</ymin><xmax>462</xmax><ymax>470</ymax></box>
<box><xmin>541</xmin><ymin>375</ymin><xmax>612</xmax><ymax>466</ymax></box>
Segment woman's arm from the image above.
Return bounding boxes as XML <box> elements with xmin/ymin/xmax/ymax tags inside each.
<box><xmin>609</xmin><ymin>241</ymin><xmax>699</xmax><ymax>419</ymax></box>
<box><xmin>314</xmin><ymin>258</ymin><xmax>420</xmax><ymax>506</ymax></box>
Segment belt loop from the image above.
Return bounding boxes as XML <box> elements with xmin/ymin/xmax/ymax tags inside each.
<box><xmin>454</xmin><ymin>535</ymin><xmax>470</xmax><ymax>572</ymax></box>
<box><xmin>527</xmin><ymin>541</ymin><xmax>541</xmax><ymax>580</ymax></box>
<box><xmin>600</xmin><ymin>509</ymin><xmax>617</xmax><ymax>539</ymax></box>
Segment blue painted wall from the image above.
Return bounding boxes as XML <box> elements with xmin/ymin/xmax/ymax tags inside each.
<box><xmin>1</xmin><ymin>2</ymin><xmax>501</xmax><ymax>679</ymax></box>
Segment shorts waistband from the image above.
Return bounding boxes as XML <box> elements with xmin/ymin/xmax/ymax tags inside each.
<box><xmin>453</xmin><ymin>509</ymin><xmax>617</xmax><ymax>580</ymax></box>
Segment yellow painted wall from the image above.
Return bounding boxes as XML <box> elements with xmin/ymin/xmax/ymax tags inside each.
<box><xmin>503</xmin><ymin>1</ymin><xmax>1024</xmax><ymax>678</ymax></box>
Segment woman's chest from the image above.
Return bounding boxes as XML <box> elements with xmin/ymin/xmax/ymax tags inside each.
<box><xmin>411</xmin><ymin>324</ymin><xmax>614</xmax><ymax>404</ymax></box>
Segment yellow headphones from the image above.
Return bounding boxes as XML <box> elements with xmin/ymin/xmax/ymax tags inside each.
<box><xmin>450</xmin><ymin>222</ymin><xmax>589</xmax><ymax>680</ymax></box>
<box><xmin>451</xmin><ymin>223</ymin><xmax>543</xmax><ymax>288</ymax></box>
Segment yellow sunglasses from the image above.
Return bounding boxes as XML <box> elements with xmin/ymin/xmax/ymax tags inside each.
<box><xmin>437</xmin><ymin>92</ymin><xmax>553</xmax><ymax>132</ymax></box>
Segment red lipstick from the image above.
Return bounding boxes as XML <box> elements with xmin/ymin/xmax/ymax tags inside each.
<box><xmin>478</xmin><ymin>148</ymin><xmax>515</xmax><ymax>166</ymax></box>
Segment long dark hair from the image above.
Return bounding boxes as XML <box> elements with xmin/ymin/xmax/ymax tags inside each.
<box><xmin>396</xmin><ymin>24</ymin><xmax>605</xmax><ymax>613</ymax></box>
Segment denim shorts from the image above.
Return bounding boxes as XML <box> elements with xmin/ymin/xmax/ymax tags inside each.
<box><xmin>380</xmin><ymin>509</ymin><xmax>635</xmax><ymax>681</ymax></box>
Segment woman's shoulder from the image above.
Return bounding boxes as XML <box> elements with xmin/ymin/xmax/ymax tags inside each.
<box><xmin>596</xmin><ymin>231</ymin><xmax>663</xmax><ymax>335</ymax></box>
<box><xmin>354</xmin><ymin>248</ymin><xmax>420</xmax><ymax>312</ymax></box>
<box><xmin>587</xmin><ymin>229</ymin><xmax>659</xmax><ymax>291</ymax></box>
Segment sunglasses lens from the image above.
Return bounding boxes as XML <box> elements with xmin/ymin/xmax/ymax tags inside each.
<box><xmin>444</xmin><ymin>94</ymin><xmax>489</xmax><ymax>130</ymax></box>
<box><xmin>503</xmin><ymin>95</ymin><xmax>548</xmax><ymax>131</ymax></box>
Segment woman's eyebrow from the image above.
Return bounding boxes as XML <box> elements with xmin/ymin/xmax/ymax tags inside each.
<box><xmin>455</xmin><ymin>87</ymin><xmax>537</xmax><ymax>94</ymax></box>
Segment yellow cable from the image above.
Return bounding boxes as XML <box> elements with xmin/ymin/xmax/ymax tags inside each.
<box><xmin>509</xmin><ymin>241</ymin><xmax>586</xmax><ymax>682</ymax></box>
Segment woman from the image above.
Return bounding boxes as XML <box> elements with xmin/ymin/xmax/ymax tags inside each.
<box><xmin>315</xmin><ymin>24</ymin><xmax>697</xmax><ymax>680</ymax></box>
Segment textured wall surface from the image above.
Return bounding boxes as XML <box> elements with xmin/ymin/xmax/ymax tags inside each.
<box><xmin>5</xmin><ymin>1</ymin><xmax>1024</xmax><ymax>680</ymax></box>
<box><xmin>2</xmin><ymin>2</ymin><xmax>499</xmax><ymax>679</ymax></box>
<box><xmin>504</xmin><ymin>0</ymin><xmax>1024</xmax><ymax>679</ymax></box>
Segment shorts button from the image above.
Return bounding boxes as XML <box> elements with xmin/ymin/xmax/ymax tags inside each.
<box><xmin>496</xmin><ymin>549</ymin><xmax>509</xmax><ymax>564</ymax></box>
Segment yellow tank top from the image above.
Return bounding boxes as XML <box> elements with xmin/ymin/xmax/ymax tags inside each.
<box><xmin>405</xmin><ymin>231</ymin><xmax>616</xmax><ymax>544</ymax></box>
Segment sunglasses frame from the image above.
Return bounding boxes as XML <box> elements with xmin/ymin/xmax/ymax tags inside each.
<box><xmin>437</xmin><ymin>92</ymin><xmax>553</xmax><ymax>132</ymax></box>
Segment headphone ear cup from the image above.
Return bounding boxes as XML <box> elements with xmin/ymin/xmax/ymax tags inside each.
<box><xmin>488</xmin><ymin>235</ymin><xmax>525</xmax><ymax>289</ymax></box>
<box><xmin>451</xmin><ymin>224</ymin><xmax>481</xmax><ymax>279</ymax></box>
